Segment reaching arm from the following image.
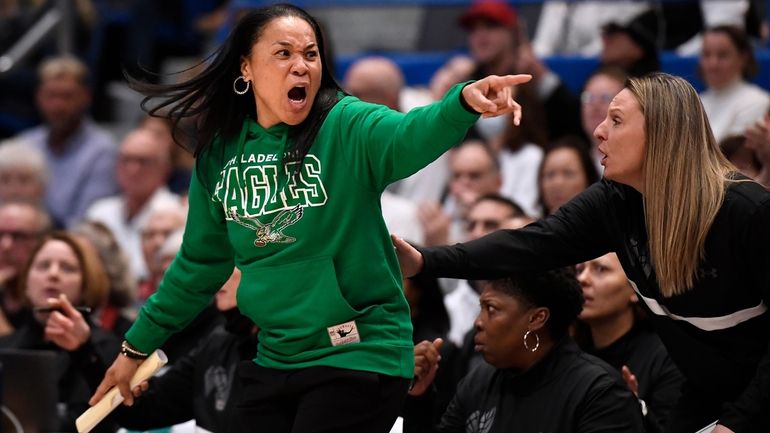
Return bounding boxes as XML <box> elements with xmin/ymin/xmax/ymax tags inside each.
<box><xmin>417</xmin><ymin>181</ymin><xmax>622</xmax><ymax>281</ymax></box>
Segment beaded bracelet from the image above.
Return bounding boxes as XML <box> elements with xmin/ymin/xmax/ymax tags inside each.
<box><xmin>120</xmin><ymin>340</ymin><xmax>149</xmax><ymax>360</ymax></box>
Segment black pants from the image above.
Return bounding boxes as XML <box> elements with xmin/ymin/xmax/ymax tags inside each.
<box><xmin>233</xmin><ymin>362</ymin><xmax>410</xmax><ymax>433</ymax></box>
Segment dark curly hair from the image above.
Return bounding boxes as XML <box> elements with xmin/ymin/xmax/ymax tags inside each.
<box><xmin>488</xmin><ymin>267</ymin><xmax>583</xmax><ymax>339</ymax></box>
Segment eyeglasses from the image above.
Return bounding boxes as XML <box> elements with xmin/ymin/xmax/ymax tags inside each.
<box><xmin>580</xmin><ymin>92</ymin><xmax>615</xmax><ymax>105</ymax></box>
<box><xmin>118</xmin><ymin>154</ymin><xmax>163</xmax><ymax>168</ymax></box>
<box><xmin>141</xmin><ymin>228</ymin><xmax>176</xmax><ymax>241</ymax></box>
<box><xmin>0</xmin><ymin>230</ymin><xmax>41</xmax><ymax>243</ymax></box>
<box><xmin>466</xmin><ymin>219</ymin><xmax>502</xmax><ymax>232</ymax></box>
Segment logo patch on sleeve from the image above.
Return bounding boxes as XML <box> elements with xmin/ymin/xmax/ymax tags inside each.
<box><xmin>327</xmin><ymin>320</ymin><xmax>361</xmax><ymax>346</ymax></box>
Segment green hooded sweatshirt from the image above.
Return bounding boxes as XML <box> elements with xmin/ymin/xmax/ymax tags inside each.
<box><xmin>125</xmin><ymin>83</ymin><xmax>479</xmax><ymax>379</ymax></box>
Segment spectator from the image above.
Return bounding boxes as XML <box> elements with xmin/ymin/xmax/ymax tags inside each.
<box><xmin>0</xmin><ymin>201</ymin><xmax>51</xmax><ymax>331</ymax></box>
<box><xmin>459</xmin><ymin>0</ymin><xmax>585</xmax><ymax>142</ymax></box>
<box><xmin>537</xmin><ymin>137</ymin><xmax>600</xmax><ymax>217</ymax></box>
<box><xmin>0</xmin><ymin>0</ymin><xmax>97</xmax><ymax>136</ymax></box>
<box><xmin>0</xmin><ymin>137</ymin><xmax>48</xmax><ymax>205</ymax></box>
<box><xmin>576</xmin><ymin>252</ymin><xmax>684</xmax><ymax>433</ymax></box>
<box><xmin>677</xmin><ymin>0</ymin><xmax>755</xmax><ymax>55</ymax></box>
<box><xmin>419</xmin><ymin>140</ymin><xmax>502</xmax><ymax>247</ymax></box>
<box><xmin>410</xmin><ymin>268</ymin><xmax>645</xmax><ymax>433</ymax></box>
<box><xmin>85</xmin><ymin>128</ymin><xmax>180</xmax><ymax>281</ymax></box>
<box><xmin>138</xmin><ymin>115</ymin><xmax>194</xmax><ymax>196</ymax></box>
<box><xmin>699</xmin><ymin>25</ymin><xmax>770</xmax><ymax>142</ymax></box>
<box><xmin>580</xmin><ymin>66</ymin><xmax>628</xmax><ymax>170</ymax></box>
<box><xmin>344</xmin><ymin>56</ymin><xmax>404</xmax><ymax>111</ymax></box>
<box><xmin>0</xmin><ymin>231</ymin><xmax>119</xmax><ymax>433</ymax></box>
<box><xmin>600</xmin><ymin>9</ymin><xmax>661</xmax><ymax>77</ymax></box>
<box><xmin>16</xmin><ymin>56</ymin><xmax>118</xmax><ymax>227</ymax></box>
<box><xmin>137</xmin><ymin>201</ymin><xmax>187</xmax><ymax>306</ymax></box>
<box><xmin>428</xmin><ymin>55</ymin><xmax>476</xmax><ymax>102</ymax></box>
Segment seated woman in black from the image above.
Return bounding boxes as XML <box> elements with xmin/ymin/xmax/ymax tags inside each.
<box><xmin>411</xmin><ymin>267</ymin><xmax>644</xmax><ymax>433</ymax></box>
<box><xmin>575</xmin><ymin>252</ymin><xmax>684</xmax><ymax>433</ymax></box>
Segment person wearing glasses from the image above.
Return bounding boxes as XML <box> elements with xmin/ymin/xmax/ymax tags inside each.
<box><xmin>580</xmin><ymin>66</ymin><xmax>628</xmax><ymax>171</ymax></box>
<box><xmin>0</xmin><ymin>201</ymin><xmax>51</xmax><ymax>333</ymax></box>
<box><xmin>84</xmin><ymin>128</ymin><xmax>181</xmax><ymax>282</ymax></box>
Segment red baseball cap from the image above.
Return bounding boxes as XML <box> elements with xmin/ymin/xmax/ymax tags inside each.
<box><xmin>458</xmin><ymin>0</ymin><xmax>518</xmax><ymax>30</ymax></box>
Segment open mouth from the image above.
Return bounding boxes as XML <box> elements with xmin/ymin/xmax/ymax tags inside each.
<box><xmin>288</xmin><ymin>86</ymin><xmax>307</xmax><ymax>103</ymax></box>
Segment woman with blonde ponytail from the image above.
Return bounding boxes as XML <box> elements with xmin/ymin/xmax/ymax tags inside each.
<box><xmin>395</xmin><ymin>73</ymin><xmax>770</xmax><ymax>433</ymax></box>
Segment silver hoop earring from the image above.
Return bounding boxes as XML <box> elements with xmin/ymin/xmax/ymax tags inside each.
<box><xmin>233</xmin><ymin>76</ymin><xmax>250</xmax><ymax>95</ymax></box>
<box><xmin>523</xmin><ymin>330</ymin><xmax>540</xmax><ymax>352</ymax></box>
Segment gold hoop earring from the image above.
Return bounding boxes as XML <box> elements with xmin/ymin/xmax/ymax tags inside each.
<box><xmin>523</xmin><ymin>330</ymin><xmax>540</xmax><ymax>352</ymax></box>
<box><xmin>233</xmin><ymin>76</ymin><xmax>250</xmax><ymax>95</ymax></box>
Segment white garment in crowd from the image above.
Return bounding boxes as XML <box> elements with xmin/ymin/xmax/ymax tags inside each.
<box><xmin>381</xmin><ymin>191</ymin><xmax>424</xmax><ymax>245</ymax></box>
<box><xmin>677</xmin><ymin>0</ymin><xmax>751</xmax><ymax>55</ymax></box>
<box><xmin>388</xmin><ymin>152</ymin><xmax>451</xmax><ymax>204</ymax></box>
<box><xmin>700</xmin><ymin>78</ymin><xmax>770</xmax><ymax>143</ymax></box>
<box><xmin>443</xmin><ymin>279</ymin><xmax>481</xmax><ymax>347</ymax></box>
<box><xmin>533</xmin><ymin>0</ymin><xmax>650</xmax><ymax>57</ymax></box>
<box><xmin>85</xmin><ymin>187</ymin><xmax>181</xmax><ymax>281</ymax></box>
<box><xmin>499</xmin><ymin>144</ymin><xmax>544</xmax><ymax>217</ymax></box>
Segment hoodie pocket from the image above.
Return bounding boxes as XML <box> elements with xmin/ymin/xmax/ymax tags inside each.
<box><xmin>237</xmin><ymin>256</ymin><xmax>365</xmax><ymax>356</ymax></box>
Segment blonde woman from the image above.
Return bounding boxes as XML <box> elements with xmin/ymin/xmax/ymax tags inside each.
<box><xmin>395</xmin><ymin>73</ymin><xmax>770</xmax><ymax>433</ymax></box>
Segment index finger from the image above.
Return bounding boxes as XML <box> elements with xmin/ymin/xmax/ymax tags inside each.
<box><xmin>496</xmin><ymin>74</ymin><xmax>532</xmax><ymax>87</ymax></box>
<box><xmin>57</xmin><ymin>293</ymin><xmax>81</xmax><ymax>319</ymax></box>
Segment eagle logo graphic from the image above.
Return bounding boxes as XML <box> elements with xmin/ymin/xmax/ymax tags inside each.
<box><xmin>227</xmin><ymin>205</ymin><xmax>304</xmax><ymax>247</ymax></box>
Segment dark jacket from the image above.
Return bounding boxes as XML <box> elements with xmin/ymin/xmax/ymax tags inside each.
<box><xmin>420</xmin><ymin>177</ymin><xmax>770</xmax><ymax>433</ymax></box>
<box><xmin>436</xmin><ymin>338</ymin><xmax>644</xmax><ymax>433</ymax></box>
<box><xmin>0</xmin><ymin>318</ymin><xmax>120</xmax><ymax>433</ymax></box>
<box><xmin>107</xmin><ymin>311</ymin><xmax>257</xmax><ymax>433</ymax></box>
<box><xmin>586</xmin><ymin>323</ymin><xmax>684</xmax><ymax>433</ymax></box>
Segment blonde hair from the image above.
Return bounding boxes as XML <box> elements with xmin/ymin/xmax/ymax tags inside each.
<box><xmin>626</xmin><ymin>73</ymin><xmax>734</xmax><ymax>297</ymax></box>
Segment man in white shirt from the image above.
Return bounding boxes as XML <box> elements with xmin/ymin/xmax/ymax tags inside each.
<box><xmin>85</xmin><ymin>127</ymin><xmax>180</xmax><ymax>282</ymax></box>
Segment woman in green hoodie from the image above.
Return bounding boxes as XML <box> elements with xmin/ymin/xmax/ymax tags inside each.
<box><xmin>89</xmin><ymin>4</ymin><xmax>530</xmax><ymax>432</ymax></box>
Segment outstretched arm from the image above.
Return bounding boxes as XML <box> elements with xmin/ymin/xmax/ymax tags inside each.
<box><xmin>400</xmin><ymin>181</ymin><xmax>622</xmax><ymax>281</ymax></box>
<box><xmin>334</xmin><ymin>75</ymin><xmax>531</xmax><ymax>191</ymax></box>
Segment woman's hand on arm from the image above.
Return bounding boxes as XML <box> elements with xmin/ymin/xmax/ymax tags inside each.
<box><xmin>461</xmin><ymin>74</ymin><xmax>532</xmax><ymax>124</ymax></box>
<box><xmin>392</xmin><ymin>234</ymin><xmax>425</xmax><ymax>278</ymax></box>
<box><xmin>43</xmin><ymin>294</ymin><xmax>90</xmax><ymax>351</ymax></box>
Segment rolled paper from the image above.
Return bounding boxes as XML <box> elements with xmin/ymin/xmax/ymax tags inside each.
<box><xmin>76</xmin><ymin>350</ymin><xmax>168</xmax><ymax>433</ymax></box>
